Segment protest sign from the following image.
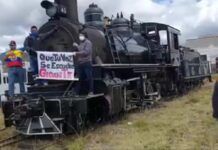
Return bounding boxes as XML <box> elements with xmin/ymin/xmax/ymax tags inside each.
<box><xmin>37</xmin><ymin>51</ymin><xmax>77</xmax><ymax>80</ymax></box>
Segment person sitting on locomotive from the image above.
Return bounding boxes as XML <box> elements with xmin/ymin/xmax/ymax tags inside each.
<box><xmin>4</xmin><ymin>41</ymin><xmax>25</xmax><ymax>97</ymax></box>
<box><xmin>23</xmin><ymin>25</ymin><xmax>58</xmax><ymax>85</ymax></box>
<box><xmin>72</xmin><ymin>32</ymin><xmax>94</xmax><ymax>96</ymax></box>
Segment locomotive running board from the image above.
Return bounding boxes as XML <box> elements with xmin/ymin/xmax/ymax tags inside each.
<box><xmin>16</xmin><ymin>113</ymin><xmax>62</xmax><ymax>136</ymax></box>
<box><xmin>93</xmin><ymin>63</ymin><xmax>173</xmax><ymax>69</ymax></box>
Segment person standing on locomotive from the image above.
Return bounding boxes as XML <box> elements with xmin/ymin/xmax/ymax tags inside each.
<box><xmin>73</xmin><ymin>32</ymin><xmax>94</xmax><ymax>95</ymax></box>
<box><xmin>4</xmin><ymin>41</ymin><xmax>25</xmax><ymax>97</ymax></box>
<box><xmin>24</xmin><ymin>25</ymin><xmax>58</xmax><ymax>85</ymax></box>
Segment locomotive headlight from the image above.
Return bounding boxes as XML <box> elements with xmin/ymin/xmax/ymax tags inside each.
<box><xmin>46</xmin><ymin>6</ymin><xmax>57</xmax><ymax>17</ymax></box>
<box><xmin>41</xmin><ymin>0</ymin><xmax>57</xmax><ymax>17</ymax></box>
<box><xmin>41</xmin><ymin>0</ymin><xmax>66</xmax><ymax>18</ymax></box>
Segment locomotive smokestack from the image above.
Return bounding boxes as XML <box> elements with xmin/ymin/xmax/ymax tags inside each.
<box><xmin>55</xmin><ymin>0</ymin><xmax>79</xmax><ymax>23</ymax></box>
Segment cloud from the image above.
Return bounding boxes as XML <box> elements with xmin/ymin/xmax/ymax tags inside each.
<box><xmin>152</xmin><ymin>0</ymin><xmax>173</xmax><ymax>5</ymax></box>
<box><xmin>0</xmin><ymin>0</ymin><xmax>218</xmax><ymax>56</ymax></box>
<box><xmin>0</xmin><ymin>0</ymin><xmax>48</xmax><ymax>51</ymax></box>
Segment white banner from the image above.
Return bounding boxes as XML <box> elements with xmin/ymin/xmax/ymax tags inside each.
<box><xmin>37</xmin><ymin>51</ymin><xmax>76</xmax><ymax>80</ymax></box>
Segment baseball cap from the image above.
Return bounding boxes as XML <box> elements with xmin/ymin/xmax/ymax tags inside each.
<box><xmin>9</xmin><ymin>40</ymin><xmax>16</xmax><ymax>46</ymax></box>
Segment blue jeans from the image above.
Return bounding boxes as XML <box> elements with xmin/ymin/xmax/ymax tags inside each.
<box><xmin>29</xmin><ymin>55</ymin><xmax>47</xmax><ymax>85</ymax></box>
<box><xmin>29</xmin><ymin>55</ymin><xmax>38</xmax><ymax>75</ymax></box>
<box><xmin>76</xmin><ymin>62</ymin><xmax>93</xmax><ymax>94</ymax></box>
<box><xmin>8</xmin><ymin>67</ymin><xmax>25</xmax><ymax>97</ymax></box>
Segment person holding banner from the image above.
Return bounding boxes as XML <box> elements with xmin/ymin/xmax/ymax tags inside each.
<box><xmin>73</xmin><ymin>32</ymin><xmax>94</xmax><ymax>96</ymax></box>
<box><xmin>4</xmin><ymin>40</ymin><xmax>25</xmax><ymax>97</ymax></box>
<box><xmin>24</xmin><ymin>25</ymin><xmax>58</xmax><ymax>85</ymax></box>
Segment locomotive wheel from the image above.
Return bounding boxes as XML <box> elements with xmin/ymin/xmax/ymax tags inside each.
<box><xmin>136</xmin><ymin>79</ymin><xmax>160</xmax><ymax>108</ymax></box>
<box><xmin>143</xmin><ymin>80</ymin><xmax>154</xmax><ymax>94</ymax></box>
<box><xmin>155</xmin><ymin>83</ymin><xmax>161</xmax><ymax>100</ymax></box>
<box><xmin>173</xmin><ymin>83</ymin><xmax>178</xmax><ymax>95</ymax></box>
<box><xmin>74</xmin><ymin>113</ymin><xmax>85</xmax><ymax>133</ymax></box>
<box><xmin>178</xmin><ymin>82</ymin><xmax>186</xmax><ymax>95</ymax></box>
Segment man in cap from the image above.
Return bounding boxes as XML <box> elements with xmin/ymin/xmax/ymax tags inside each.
<box><xmin>4</xmin><ymin>40</ymin><xmax>25</xmax><ymax>97</ymax></box>
<box><xmin>73</xmin><ymin>32</ymin><xmax>93</xmax><ymax>95</ymax></box>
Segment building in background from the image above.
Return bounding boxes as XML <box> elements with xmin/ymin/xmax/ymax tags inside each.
<box><xmin>186</xmin><ymin>35</ymin><xmax>218</xmax><ymax>62</ymax></box>
<box><xmin>186</xmin><ymin>35</ymin><xmax>218</xmax><ymax>73</ymax></box>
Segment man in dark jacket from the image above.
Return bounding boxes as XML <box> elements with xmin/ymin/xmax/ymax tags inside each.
<box><xmin>73</xmin><ymin>32</ymin><xmax>93</xmax><ymax>95</ymax></box>
<box><xmin>212</xmin><ymin>81</ymin><xmax>218</xmax><ymax>118</ymax></box>
<box><xmin>24</xmin><ymin>25</ymin><xmax>58</xmax><ymax>85</ymax></box>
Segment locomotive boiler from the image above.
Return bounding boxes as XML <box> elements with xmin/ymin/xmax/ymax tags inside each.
<box><xmin>1</xmin><ymin>0</ymin><xmax>211</xmax><ymax>136</ymax></box>
<box><xmin>39</xmin><ymin>1</ymin><xmax>151</xmax><ymax>65</ymax></box>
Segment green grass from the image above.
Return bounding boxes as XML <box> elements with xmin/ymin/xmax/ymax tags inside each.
<box><xmin>77</xmin><ymin>82</ymin><xmax>218</xmax><ymax>150</ymax></box>
<box><xmin>66</xmin><ymin>137</ymin><xmax>86</xmax><ymax>150</ymax></box>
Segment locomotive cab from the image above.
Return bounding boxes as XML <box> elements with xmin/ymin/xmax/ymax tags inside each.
<box><xmin>141</xmin><ymin>23</ymin><xmax>181</xmax><ymax>65</ymax></box>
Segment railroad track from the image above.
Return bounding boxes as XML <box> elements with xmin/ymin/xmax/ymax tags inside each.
<box><xmin>0</xmin><ymin>134</ymin><xmax>27</xmax><ymax>148</ymax></box>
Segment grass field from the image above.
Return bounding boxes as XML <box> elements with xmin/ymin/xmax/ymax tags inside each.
<box><xmin>1</xmin><ymin>81</ymin><xmax>218</xmax><ymax>150</ymax></box>
<box><xmin>64</xmin><ymin>82</ymin><xmax>218</xmax><ymax>150</ymax></box>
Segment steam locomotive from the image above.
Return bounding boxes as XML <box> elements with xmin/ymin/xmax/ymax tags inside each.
<box><xmin>1</xmin><ymin>0</ymin><xmax>211</xmax><ymax>136</ymax></box>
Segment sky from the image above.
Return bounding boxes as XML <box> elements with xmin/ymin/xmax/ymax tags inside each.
<box><xmin>0</xmin><ymin>0</ymin><xmax>218</xmax><ymax>54</ymax></box>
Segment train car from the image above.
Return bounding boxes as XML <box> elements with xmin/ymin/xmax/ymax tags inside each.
<box><xmin>1</xmin><ymin>0</ymin><xmax>211</xmax><ymax>136</ymax></box>
<box><xmin>180</xmin><ymin>47</ymin><xmax>211</xmax><ymax>90</ymax></box>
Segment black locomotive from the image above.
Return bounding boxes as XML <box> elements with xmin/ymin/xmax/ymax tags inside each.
<box><xmin>1</xmin><ymin>0</ymin><xmax>211</xmax><ymax>136</ymax></box>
